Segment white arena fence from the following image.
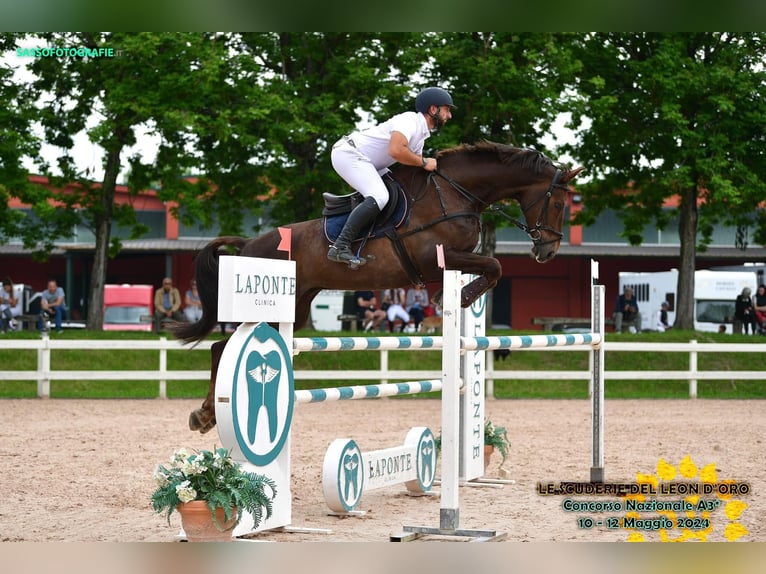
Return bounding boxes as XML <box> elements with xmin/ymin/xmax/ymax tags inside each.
<box><xmin>1</xmin><ymin>337</ymin><xmax>764</xmax><ymax>400</ymax></box>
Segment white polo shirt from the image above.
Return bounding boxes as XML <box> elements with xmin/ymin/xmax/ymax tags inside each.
<box><xmin>348</xmin><ymin>111</ymin><xmax>430</xmax><ymax>173</ymax></box>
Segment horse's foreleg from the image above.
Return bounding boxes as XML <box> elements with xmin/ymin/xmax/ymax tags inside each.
<box><xmin>442</xmin><ymin>252</ymin><xmax>502</xmax><ymax>308</ymax></box>
<box><xmin>189</xmin><ymin>338</ymin><xmax>228</xmax><ymax>433</ymax></box>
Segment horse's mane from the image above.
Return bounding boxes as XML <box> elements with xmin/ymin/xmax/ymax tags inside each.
<box><xmin>436</xmin><ymin>140</ymin><xmax>562</xmax><ymax>173</ymax></box>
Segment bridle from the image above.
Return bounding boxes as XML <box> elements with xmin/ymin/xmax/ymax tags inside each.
<box><xmin>432</xmin><ymin>167</ymin><xmax>569</xmax><ymax>247</ymax></box>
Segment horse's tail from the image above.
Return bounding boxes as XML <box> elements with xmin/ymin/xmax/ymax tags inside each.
<box><xmin>169</xmin><ymin>236</ymin><xmax>249</xmax><ymax>345</ymax></box>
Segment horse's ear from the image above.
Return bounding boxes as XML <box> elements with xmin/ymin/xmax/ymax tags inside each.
<box><xmin>562</xmin><ymin>166</ymin><xmax>586</xmax><ymax>183</ymax></box>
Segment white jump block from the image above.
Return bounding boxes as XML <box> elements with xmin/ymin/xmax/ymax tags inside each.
<box><xmin>322</xmin><ymin>427</ymin><xmax>437</xmax><ymax>515</ymax></box>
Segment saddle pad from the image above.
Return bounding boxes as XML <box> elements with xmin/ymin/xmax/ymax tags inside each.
<box><xmin>322</xmin><ymin>188</ymin><xmax>409</xmax><ymax>244</ymax></box>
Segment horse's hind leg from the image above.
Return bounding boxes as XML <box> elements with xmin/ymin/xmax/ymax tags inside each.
<box><xmin>189</xmin><ymin>338</ymin><xmax>227</xmax><ymax>433</ymax></box>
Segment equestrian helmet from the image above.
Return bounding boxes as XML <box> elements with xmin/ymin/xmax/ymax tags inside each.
<box><xmin>415</xmin><ymin>87</ymin><xmax>456</xmax><ymax>114</ymax></box>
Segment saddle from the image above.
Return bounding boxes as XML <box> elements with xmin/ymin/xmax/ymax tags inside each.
<box><xmin>321</xmin><ymin>174</ymin><xmax>409</xmax><ymax>243</ymax></box>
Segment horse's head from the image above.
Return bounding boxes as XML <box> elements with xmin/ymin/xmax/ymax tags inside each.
<box><xmin>521</xmin><ymin>164</ymin><xmax>586</xmax><ymax>263</ymax></box>
<box><xmin>431</xmin><ymin>142</ymin><xmax>585</xmax><ymax>263</ymax></box>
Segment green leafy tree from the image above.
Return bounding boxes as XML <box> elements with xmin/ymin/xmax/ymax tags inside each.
<box><xmin>231</xmin><ymin>32</ymin><xmax>422</xmax><ymax>225</ymax></box>
<box><xmin>421</xmin><ymin>33</ymin><xmax>581</xmax><ymax>320</ymax></box>
<box><xmin>4</xmin><ymin>33</ymin><xmax>270</xmax><ymax>329</ymax></box>
<box><xmin>567</xmin><ymin>33</ymin><xmax>766</xmax><ymax>329</ymax></box>
<box><xmin>0</xmin><ymin>35</ymin><xmax>43</xmax><ymax>245</ymax></box>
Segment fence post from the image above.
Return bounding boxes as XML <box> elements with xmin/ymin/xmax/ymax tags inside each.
<box><xmin>485</xmin><ymin>350</ymin><xmax>495</xmax><ymax>399</ymax></box>
<box><xmin>159</xmin><ymin>337</ymin><xmax>167</xmax><ymax>399</ymax></box>
<box><xmin>37</xmin><ymin>333</ymin><xmax>50</xmax><ymax>399</ymax></box>
<box><xmin>689</xmin><ymin>339</ymin><xmax>698</xmax><ymax>399</ymax></box>
<box><xmin>380</xmin><ymin>349</ymin><xmax>389</xmax><ymax>385</ymax></box>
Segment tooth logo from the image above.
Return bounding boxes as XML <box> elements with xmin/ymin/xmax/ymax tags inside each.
<box><xmin>418</xmin><ymin>435</ymin><xmax>435</xmax><ymax>486</ymax></box>
<box><xmin>336</xmin><ymin>440</ymin><xmax>364</xmax><ymax>511</ymax></box>
<box><xmin>231</xmin><ymin>323</ymin><xmax>294</xmax><ymax>466</ymax></box>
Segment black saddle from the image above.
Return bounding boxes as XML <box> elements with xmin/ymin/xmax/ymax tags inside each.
<box><xmin>322</xmin><ymin>173</ymin><xmax>402</xmax><ymax>223</ymax></box>
<box><xmin>321</xmin><ymin>174</ymin><xmax>409</xmax><ymax>244</ymax></box>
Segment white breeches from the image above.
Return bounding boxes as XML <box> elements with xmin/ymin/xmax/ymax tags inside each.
<box><xmin>331</xmin><ymin>143</ymin><xmax>389</xmax><ymax>211</ymax></box>
<box><xmin>386</xmin><ymin>304</ymin><xmax>410</xmax><ymax>324</ymax></box>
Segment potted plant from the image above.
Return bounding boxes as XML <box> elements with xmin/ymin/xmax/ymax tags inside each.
<box><xmin>151</xmin><ymin>446</ymin><xmax>277</xmax><ymax>541</ymax></box>
<box><xmin>483</xmin><ymin>418</ymin><xmax>510</xmax><ymax>470</ymax></box>
<box><xmin>433</xmin><ymin>418</ymin><xmax>510</xmax><ymax>472</ymax></box>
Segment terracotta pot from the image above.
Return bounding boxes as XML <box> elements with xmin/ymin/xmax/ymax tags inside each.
<box><xmin>177</xmin><ymin>501</ymin><xmax>237</xmax><ymax>542</ymax></box>
<box><xmin>483</xmin><ymin>444</ymin><xmax>494</xmax><ymax>473</ymax></box>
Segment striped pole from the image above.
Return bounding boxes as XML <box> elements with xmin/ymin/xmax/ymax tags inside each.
<box><xmin>294</xmin><ymin>333</ymin><xmax>601</xmax><ymax>354</ymax></box>
<box><xmin>461</xmin><ymin>333</ymin><xmax>602</xmax><ymax>351</ymax></box>
<box><xmin>294</xmin><ymin>336</ymin><xmax>442</xmax><ymax>352</ymax></box>
<box><xmin>295</xmin><ymin>380</ymin><xmax>442</xmax><ymax>404</ymax></box>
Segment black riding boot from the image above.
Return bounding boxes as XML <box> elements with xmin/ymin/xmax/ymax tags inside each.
<box><xmin>327</xmin><ymin>196</ymin><xmax>381</xmax><ymax>266</ymax></box>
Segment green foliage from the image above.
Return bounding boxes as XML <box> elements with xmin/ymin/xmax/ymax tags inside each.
<box><xmin>483</xmin><ymin>418</ymin><xmax>510</xmax><ymax>464</ymax></box>
<box><xmin>151</xmin><ymin>446</ymin><xmax>277</xmax><ymax>529</ymax></box>
<box><xmin>433</xmin><ymin>418</ymin><xmax>511</xmax><ymax>464</ymax></box>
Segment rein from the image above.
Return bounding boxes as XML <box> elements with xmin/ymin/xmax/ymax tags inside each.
<box><xmin>433</xmin><ymin>168</ymin><xmax>567</xmax><ymax>247</ymax></box>
<box><xmin>383</xmin><ymin>163</ymin><xmax>568</xmax><ymax>286</ymax></box>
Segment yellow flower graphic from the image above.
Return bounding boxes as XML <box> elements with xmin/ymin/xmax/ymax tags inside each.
<box><xmin>626</xmin><ymin>455</ymin><xmax>749</xmax><ymax>542</ymax></box>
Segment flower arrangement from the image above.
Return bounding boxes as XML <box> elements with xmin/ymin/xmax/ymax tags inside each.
<box><xmin>433</xmin><ymin>418</ymin><xmax>511</xmax><ymax>464</ymax></box>
<box><xmin>151</xmin><ymin>446</ymin><xmax>277</xmax><ymax>530</ymax></box>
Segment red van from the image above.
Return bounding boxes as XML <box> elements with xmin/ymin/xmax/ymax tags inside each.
<box><xmin>103</xmin><ymin>284</ymin><xmax>154</xmax><ymax>331</ymax></box>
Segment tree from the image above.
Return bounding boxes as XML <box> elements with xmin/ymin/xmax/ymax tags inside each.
<box><xmin>0</xmin><ymin>35</ymin><xmax>44</xmax><ymax>246</ymax></box>
<box><xmin>4</xmin><ymin>33</ymin><xmax>270</xmax><ymax>329</ymax></box>
<box><xmin>231</xmin><ymin>32</ymin><xmax>422</xmax><ymax>225</ymax></box>
<box><xmin>567</xmin><ymin>33</ymin><xmax>766</xmax><ymax>329</ymax></box>
<box><xmin>421</xmin><ymin>33</ymin><xmax>581</xmax><ymax>322</ymax></box>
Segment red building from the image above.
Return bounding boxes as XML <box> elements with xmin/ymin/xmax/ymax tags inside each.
<box><xmin>2</xmin><ymin>176</ymin><xmax>764</xmax><ymax>327</ymax></box>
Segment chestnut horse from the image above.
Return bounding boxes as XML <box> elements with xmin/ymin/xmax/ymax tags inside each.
<box><xmin>172</xmin><ymin>141</ymin><xmax>585</xmax><ymax>433</ymax></box>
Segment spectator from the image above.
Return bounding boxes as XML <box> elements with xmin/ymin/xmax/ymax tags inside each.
<box><xmin>382</xmin><ymin>287</ymin><xmax>410</xmax><ymax>332</ymax></box>
<box><xmin>39</xmin><ymin>279</ymin><xmax>67</xmax><ymax>333</ymax></box>
<box><xmin>754</xmin><ymin>284</ymin><xmax>766</xmax><ymax>334</ymax></box>
<box><xmin>355</xmin><ymin>290</ymin><xmax>386</xmax><ymax>332</ymax></box>
<box><xmin>656</xmin><ymin>301</ymin><xmax>672</xmax><ymax>332</ymax></box>
<box><xmin>154</xmin><ymin>277</ymin><xmax>186</xmax><ymax>333</ymax></box>
<box><xmin>734</xmin><ymin>286</ymin><xmax>757</xmax><ymax>335</ymax></box>
<box><xmin>613</xmin><ymin>286</ymin><xmax>642</xmax><ymax>333</ymax></box>
<box><xmin>1</xmin><ymin>277</ymin><xmax>20</xmax><ymax>333</ymax></box>
<box><xmin>405</xmin><ymin>284</ymin><xmax>430</xmax><ymax>332</ymax></box>
<box><xmin>184</xmin><ymin>280</ymin><xmax>203</xmax><ymax>323</ymax></box>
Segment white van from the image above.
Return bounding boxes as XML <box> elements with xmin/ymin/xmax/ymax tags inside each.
<box><xmin>618</xmin><ymin>269</ymin><xmax>758</xmax><ymax>333</ymax></box>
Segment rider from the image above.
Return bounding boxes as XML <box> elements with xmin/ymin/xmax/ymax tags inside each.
<box><xmin>327</xmin><ymin>86</ymin><xmax>456</xmax><ymax>266</ymax></box>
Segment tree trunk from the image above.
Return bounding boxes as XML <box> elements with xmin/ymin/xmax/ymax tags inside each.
<box><xmin>85</xmin><ymin>144</ymin><xmax>122</xmax><ymax>330</ymax></box>
<box><xmin>675</xmin><ymin>183</ymin><xmax>698</xmax><ymax>330</ymax></box>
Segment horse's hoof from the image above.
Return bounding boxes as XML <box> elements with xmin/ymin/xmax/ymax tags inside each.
<box><xmin>189</xmin><ymin>409</ymin><xmax>216</xmax><ymax>433</ymax></box>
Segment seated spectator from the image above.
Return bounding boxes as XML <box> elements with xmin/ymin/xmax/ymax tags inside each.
<box><xmin>39</xmin><ymin>279</ymin><xmax>68</xmax><ymax>333</ymax></box>
<box><xmin>355</xmin><ymin>290</ymin><xmax>386</xmax><ymax>332</ymax></box>
<box><xmin>734</xmin><ymin>287</ymin><xmax>757</xmax><ymax>335</ymax></box>
<box><xmin>183</xmin><ymin>280</ymin><xmax>203</xmax><ymax>323</ymax></box>
<box><xmin>1</xmin><ymin>277</ymin><xmax>20</xmax><ymax>333</ymax></box>
<box><xmin>154</xmin><ymin>277</ymin><xmax>186</xmax><ymax>333</ymax></box>
<box><xmin>656</xmin><ymin>301</ymin><xmax>672</xmax><ymax>332</ymax></box>
<box><xmin>382</xmin><ymin>287</ymin><xmax>410</xmax><ymax>333</ymax></box>
<box><xmin>613</xmin><ymin>286</ymin><xmax>642</xmax><ymax>333</ymax></box>
<box><xmin>405</xmin><ymin>285</ymin><xmax>430</xmax><ymax>332</ymax></box>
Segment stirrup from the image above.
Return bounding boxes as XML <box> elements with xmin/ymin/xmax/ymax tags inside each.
<box><xmin>327</xmin><ymin>245</ymin><xmax>367</xmax><ymax>267</ymax></box>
